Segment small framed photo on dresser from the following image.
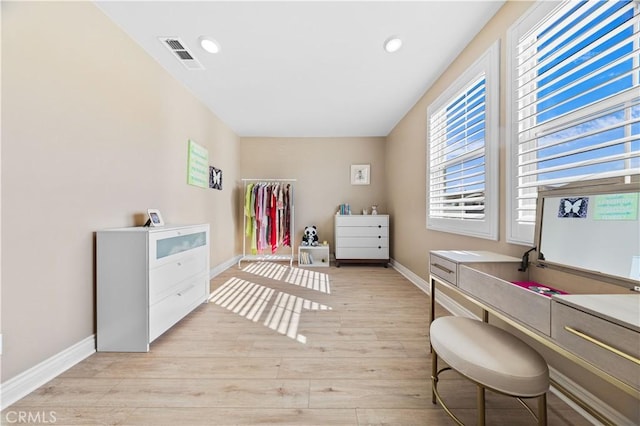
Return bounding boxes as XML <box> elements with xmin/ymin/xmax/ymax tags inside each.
<box><xmin>146</xmin><ymin>209</ymin><xmax>164</xmax><ymax>227</ymax></box>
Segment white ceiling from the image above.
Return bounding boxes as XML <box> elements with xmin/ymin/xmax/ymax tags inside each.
<box><xmin>96</xmin><ymin>1</ymin><xmax>505</xmax><ymax>137</ymax></box>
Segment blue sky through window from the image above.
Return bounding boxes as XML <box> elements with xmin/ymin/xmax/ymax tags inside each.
<box><xmin>533</xmin><ymin>0</ymin><xmax>639</xmax><ymax>183</ymax></box>
<box><xmin>443</xmin><ymin>78</ymin><xmax>486</xmax><ymax>196</ymax></box>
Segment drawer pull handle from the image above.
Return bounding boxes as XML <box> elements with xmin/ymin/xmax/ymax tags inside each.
<box><xmin>431</xmin><ymin>263</ymin><xmax>454</xmax><ymax>275</ymax></box>
<box><xmin>564</xmin><ymin>326</ymin><xmax>640</xmax><ymax>365</ymax></box>
<box><xmin>177</xmin><ymin>284</ymin><xmax>196</xmax><ymax>297</ymax></box>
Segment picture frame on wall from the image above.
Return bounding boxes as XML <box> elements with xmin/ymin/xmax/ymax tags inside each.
<box><xmin>209</xmin><ymin>166</ymin><xmax>223</xmax><ymax>190</ymax></box>
<box><xmin>351</xmin><ymin>164</ymin><xmax>370</xmax><ymax>185</ymax></box>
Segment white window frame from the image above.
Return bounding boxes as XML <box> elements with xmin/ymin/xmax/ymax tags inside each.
<box><xmin>506</xmin><ymin>1</ymin><xmax>558</xmax><ymax>245</ymax></box>
<box><xmin>426</xmin><ymin>41</ymin><xmax>500</xmax><ymax>240</ymax></box>
<box><xmin>506</xmin><ymin>0</ymin><xmax>640</xmax><ymax>245</ymax></box>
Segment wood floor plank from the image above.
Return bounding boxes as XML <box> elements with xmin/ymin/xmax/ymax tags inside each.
<box><xmin>123</xmin><ymin>407</ymin><xmax>358</xmax><ymax>425</ymax></box>
<box><xmin>4</xmin><ymin>406</ymin><xmax>135</xmax><ymax>426</ymax></box>
<box><xmin>10</xmin><ymin>378</ymin><xmax>122</xmax><ymax>407</ymax></box>
<box><xmin>278</xmin><ymin>357</ymin><xmax>430</xmax><ymax>380</ymax></box>
<box><xmin>309</xmin><ymin>379</ymin><xmax>430</xmax><ymax>409</ymax></box>
<box><xmin>98</xmin><ymin>378</ymin><xmax>310</xmax><ymax>408</ymax></box>
<box><xmin>64</xmin><ymin>357</ymin><xmax>282</xmax><ymax>380</ymax></box>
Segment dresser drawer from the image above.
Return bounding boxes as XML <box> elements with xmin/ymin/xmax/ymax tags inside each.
<box><xmin>335</xmin><ymin>215</ymin><xmax>388</xmax><ymax>227</ymax></box>
<box><xmin>335</xmin><ymin>236</ymin><xmax>389</xmax><ymax>248</ymax></box>
<box><xmin>149</xmin><ymin>251</ymin><xmax>208</xmax><ymax>305</ymax></box>
<box><xmin>430</xmin><ymin>254</ymin><xmax>458</xmax><ymax>286</ymax></box>
<box><xmin>149</xmin><ymin>227</ymin><xmax>208</xmax><ymax>268</ymax></box>
<box><xmin>336</xmin><ymin>247</ymin><xmax>389</xmax><ymax>259</ymax></box>
<box><xmin>149</xmin><ymin>273</ymin><xmax>207</xmax><ymax>342</ymax></box>
<box><xmin>335</xmin><ymin>226</ymin><xmax>388</xmax><ymax>238</ymax></box>
<box><xmin>552</xmin><ymin>301</ymin><xmax>639</xmax><ymax>390</ymax></box>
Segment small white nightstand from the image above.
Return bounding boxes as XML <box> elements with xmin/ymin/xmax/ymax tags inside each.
<box><xmin>298</xmin><ymin>245</ymin><xmax>330</xmax><ymax>267</ymax></box>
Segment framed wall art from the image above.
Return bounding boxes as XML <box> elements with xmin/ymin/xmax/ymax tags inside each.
<box><xmin>351</xmin><ymin>164</ymin><xmax>370</xmax><ymax>185</ymax></box>
<box><xmin>209</xmin><ymin>166</ymin><xmax>222</xmax><ymax>190</ymax></box>
<box><xmin>187</xmin><ymin>139</ymin><xmax>209</xmax><ymax>188</ymax></box>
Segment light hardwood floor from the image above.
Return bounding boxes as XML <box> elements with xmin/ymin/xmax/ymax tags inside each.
<box><xmin>3</xmin><ymin>263</ymin><xmax>590</xmax><ymax>425</ymax></box>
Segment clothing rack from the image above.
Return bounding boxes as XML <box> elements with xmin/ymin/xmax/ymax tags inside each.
<box><xmin>239</xmin><ymin>178</ymin><xmax>296</xmax><ymax>268</ymax></box>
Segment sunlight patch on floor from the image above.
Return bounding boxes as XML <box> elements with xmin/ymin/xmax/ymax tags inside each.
<box><xmin>242</xmin><ymin>261</ymin><xmax>287</xmax><ymax>281</ymax></box>
<box><xmin>209</xmin><ymin>276</ymin><xmax>332</xmax><ymax>344</ymax></box>
<box><xmin>284</xmin><ymin>267</ymin><xmax>331</xmax><ymax>294</ymax></box>
<box><xmin>242</xmin><ymin>261</ymin><xmax>331</xmax><ymax>294</ymax></box>
<box><xmin>208</xmin><ymin>277</ymin><xmax>274</xmax><ymax>321</ymax></box>
<box><xmin>263</xmin><ymin>291</ymin><xmax>332</xmax><ymax>343</ymax></box>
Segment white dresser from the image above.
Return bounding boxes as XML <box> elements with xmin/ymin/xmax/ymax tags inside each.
<box><xmin>334</xmin><ymin>214</ymin><xmax>389</xmax><ymax>267</ymax></box>
<box><xmin>97</xmin><ymin>224</ymin><xmax>210</xmax><ymax>352</ymax></box>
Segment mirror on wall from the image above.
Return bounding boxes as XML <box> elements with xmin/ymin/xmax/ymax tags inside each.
<box><xmin>535</xmin><ymin>177</ymin><xmax>640</xmax><ymax>286</ymax></box>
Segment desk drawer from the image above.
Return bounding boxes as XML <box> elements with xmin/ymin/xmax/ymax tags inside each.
<box><xmin>459</xmin><ymin>266</ymin><xmax>551</xmax><ymax>335</ymax></box>
<box><xmin>430</xmin><ymin>254</ymin><xmax>458</xmax><ymax>286</ymax></box>
<box><xmin>552</xmin><ymin>301</ymin><xmax>639</xmax><ymax>390</ymax></box>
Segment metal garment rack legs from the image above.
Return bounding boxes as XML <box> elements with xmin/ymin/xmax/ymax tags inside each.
<box><xmin>238</xmin><ymin>178</ymin><xmax>296</xmax><ymax>268</ymax></box>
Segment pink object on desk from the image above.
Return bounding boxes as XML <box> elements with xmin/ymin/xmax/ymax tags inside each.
<box><xmin>511</xmin><ymin>281</ymin><xmax>568</xmax><ymax>297</ymax></box>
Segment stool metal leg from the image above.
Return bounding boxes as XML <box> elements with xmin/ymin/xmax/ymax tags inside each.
<box><xmin>431</xmin><ymin>349</ymin><xmax>438</xmax><ymax>404</ymax></box>
<box><xmin>538</xmin><ymin>393</ymin><xmax>547</xmax><ymax>426</ymax></box>
<box><xmin>477</xmin><ymin>385</ymin><xmax>485</xmax><ymax>426</ymax></box>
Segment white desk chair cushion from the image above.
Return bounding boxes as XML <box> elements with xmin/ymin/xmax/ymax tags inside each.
<box><xmin>430</xmin><ymin>316</ymin><xmax>549</xmax><ymax>397</ymax></box>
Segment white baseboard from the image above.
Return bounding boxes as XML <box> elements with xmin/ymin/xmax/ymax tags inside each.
<box><xmin>209</xmin><ymin>255</ymin><xmax>242</xmax><ymax>280</ymax></box>
<box><xmin>1</xmin><ymin>335</ymin><xmax>95</xmax><ymax>410</ymax></box>
<box><xmin>390</xmin><ymin>258</ymin><xmax>631</xmax><ymax>426</ymax></box>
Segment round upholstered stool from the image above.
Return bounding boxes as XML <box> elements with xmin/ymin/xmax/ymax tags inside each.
<box><xmin>430</xmin><ymin>316</ymin><xmax>549</xmax><ymax>425</ymax></box>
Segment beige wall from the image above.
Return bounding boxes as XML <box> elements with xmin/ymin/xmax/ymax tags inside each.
<box><xmin>1</xmin><ymin>1</ymin><xmax>240</xmax><ymax>381</ymax></box>
<box><xmin>239</xmin><ymin>137</ymin><xmax>387</xmax><ymax>249</ymax></box>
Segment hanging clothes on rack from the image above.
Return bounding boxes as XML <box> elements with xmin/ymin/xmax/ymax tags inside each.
<box><xmin>283</xmin><ymin>183</ymin><xmax>291</xmax><ymax>247</ymax></box>
<box><xmin>244</xmin><ymin>181</ymin><xmax>294</xmax><ymax>255</ymax></box>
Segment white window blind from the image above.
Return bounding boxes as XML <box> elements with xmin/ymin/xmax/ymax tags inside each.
<box><xmin>507</xmin><ymin>0</ymin><xmax>640</xmax><ymax>244</ymax></box>
<box><xmin>427</xmin><ymin>42</ymin><xmax>499</xmax><ymax>240</ymax></box>
<box><xmin>430</xmin><ymin>77</ymin><xmax>486</xmax><ymax>220</ymax></box>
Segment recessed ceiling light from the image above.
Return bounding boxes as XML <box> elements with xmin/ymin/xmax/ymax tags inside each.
<box><xmin>199</xmin><ymin>36</ymin><xmax>220</xmax><ymax>54</ymax></box>
<box><xmin>384</xmin><ymin>36</ymin><xmax>402</xmax><ymax>53</ymax></box>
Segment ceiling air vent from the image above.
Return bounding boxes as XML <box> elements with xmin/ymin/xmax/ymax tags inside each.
<box><xmin>159</xmin><ymin>37</ymin><xmax>204</xmax><ymax>71</ymax></box>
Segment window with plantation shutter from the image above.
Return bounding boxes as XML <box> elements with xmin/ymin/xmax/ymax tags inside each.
<box><xmin>507</xmin><ymin>0</ymin><xmax>640</xmax><ymax>245</ymax></box>
<box><xmin>427</xmin><ymin>42</ymin><xmax>499</xmax><ymax>240</ymax></box>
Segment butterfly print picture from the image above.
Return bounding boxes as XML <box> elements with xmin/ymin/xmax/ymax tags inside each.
<box><xmin>209</xmin><ymin>166</ymin><xmax>222</xmax><ymax>190</ymax></box>
<box><xmin>557</xmin><ymin>197</ymin><xmax>588</xmax><ymax>218</ymax></box>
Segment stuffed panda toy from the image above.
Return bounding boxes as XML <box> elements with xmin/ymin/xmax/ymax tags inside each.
<box><xmin>301</xmin><ymin>225</ymin><xmax>319</xmax><ymax>246</ymax></box>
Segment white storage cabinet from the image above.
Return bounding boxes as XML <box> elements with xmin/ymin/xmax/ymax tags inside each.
<box><xmin>97</xmin><ymin>224</ymin><xmax>210</xmax><ymax>352</ymax></box>
<box><xmin>298</xmin><ymin>245</ymin><xmax>330</xmax><ymax>267</ymax></box>
<box><xmin>334</xmin><ymin>215</ymin><xmax>389</xmax><ymax>267</ymax></box>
